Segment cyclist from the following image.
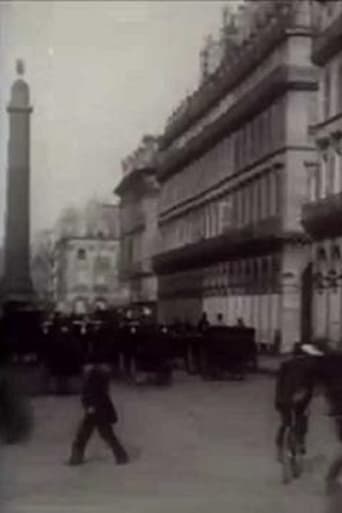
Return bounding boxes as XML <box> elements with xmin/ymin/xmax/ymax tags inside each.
<box><xmin>319</xmin><ymin>351</ymin><xmax>342</xmax><ymax>493</ymax></box>
<box><xmin>275</xmin><ymin>342</ymin><xmax>323</xmax><ymax>462</ymax></box>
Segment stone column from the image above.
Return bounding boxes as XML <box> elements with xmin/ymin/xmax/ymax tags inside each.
<box><xmin>280</xmin><ymin>243</ymin><xmax>308</xmax><ymax>353</ymax></box>
<box><xmin>317</xmin><ymin>137</ymin><xmax>329</xmax><ymax>198</ymax></box>
<box><xmin>3</xmin><ymin>60</ymin><xmax>35</xmax><ymax>306</ymax></box>
<box><xmin>304</xmin><ymin>160</ymin><xmax>319</xmax><ymax>202</ymax></box>
<box><xmin>331</xmin><ymin>131</ymin><xmax>342</xmax><ymax>194</ymax></box>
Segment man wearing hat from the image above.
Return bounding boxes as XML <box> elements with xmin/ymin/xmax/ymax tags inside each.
<box><xmin>274</xmin><ymin>342</ymin><xmax>323</xmax><ymax>461</ymax></box>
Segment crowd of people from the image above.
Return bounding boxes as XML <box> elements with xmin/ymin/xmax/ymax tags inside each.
<box><xmin>0</xmin><ymin>308</ymin><xmax>257</xmax><ymax>394</ymax></box>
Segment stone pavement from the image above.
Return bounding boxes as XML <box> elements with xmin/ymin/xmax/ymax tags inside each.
<box><xmin>0</xmin><ymin>373</ymin><xmax>340</xmax><ymax>513</ymax></box>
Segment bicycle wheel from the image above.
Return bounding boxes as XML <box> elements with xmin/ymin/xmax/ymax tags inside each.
<box><xmin>281</xmin><ymin>426</ymin><xmax>294</xmax><ymax>484</ymax></box>
<box><xmin>326</xmin><ymin>453</ymin><xmax>342</xmax><ymax>493</ymax></box>
<box><xmin>291</xmin><ymin>435</ymin><xmax>303</xmax><ymax>479</ymax></box>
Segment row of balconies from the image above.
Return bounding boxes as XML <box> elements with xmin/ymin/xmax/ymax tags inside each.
<box><xmin>159</xmin><ymin>64</ymin><xmax>317</xmax><ymax>180</ymax></box>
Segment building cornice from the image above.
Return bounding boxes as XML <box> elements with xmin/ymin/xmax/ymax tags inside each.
<box><xmin>57</xmin><ymin>236</ymin><xmax>119</xmax><ymax>245</ymax></box>
<box><xmin>114</xmin><ymin>166</ymin><xmax>157</xmax><ymax>197</ymax></box>
<box><xmin>310</xmin><ymin>111</ymin><xmax>342</xmax><ymax>133</ymax></box>
<box><xmin>312</xmin><ymin>11</ymin><xmax>342</xmax><ymax>65</ymax></box>
<box><xmin>120</xmin><ymin>223</ymin><xmax>145</xmax><ymax>237</ymax></box>
<box><xmin>158</xmin><ymin>64</ymin><xmax>317</xmax><ymax>182</ymax></box>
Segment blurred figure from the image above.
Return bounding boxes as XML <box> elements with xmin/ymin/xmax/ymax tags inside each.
<box><xmin>198</xmin><ymin>312</ymin><xmax>210</xmax><ymax>333</ymax></box>
<box><xmin>0</xmin><ymin>334</ymin><xmax>33</xmax><ymax>444</ymax></box>
<box><xmin>236</xmin><ymin>317</ymin><xmax>245</xmax><ymax>327</ymax></box>
<box><xmin>216</xmin><ymin>313</ymin><xmax>225</xmax><ymax>327</ymax></box>
<box><xmin>274</xmin><ymin>342</ymin><xmax>323</xmax><ymax>462</ymax></box>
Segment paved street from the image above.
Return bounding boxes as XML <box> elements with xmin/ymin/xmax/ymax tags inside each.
<box><xmin>0</xmin><ymin>373</ymin><xmax>340</xmax><ymax>513</ymax></box>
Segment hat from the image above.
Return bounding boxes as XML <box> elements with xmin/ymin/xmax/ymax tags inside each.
<box><xmin>301</xmin><ymin>343</ymin><xmax>324</xmax><ymax>356</ymax></box>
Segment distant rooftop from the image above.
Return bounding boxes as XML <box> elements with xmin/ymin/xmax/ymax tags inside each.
<box><xmin>121</xmin><ymin>135</ymin><xmax>159</xmax><ymax>176</ymax></box>
<box><xmin>56</xmin><ymin>200</ymin><xmax>120</xmax><ymax>240</ymax></box>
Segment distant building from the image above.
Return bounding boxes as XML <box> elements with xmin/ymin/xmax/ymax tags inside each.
<box><xmin>54</xmin><ymin>201</ymin><xmax>123</xmax><ymax>314</ymax></box>
<box><xmin>31</xmin><ymin>230</ymin><xmax>55</xmax><ymax>309</ymax></box>
<box><xmin>302</xmin><ymin>0</ymin><xmax>342</xmax><ymax>346</ymax></box>
<box><xmin>153</xmin><ymin>1</ymin><xmax>317</xmax><ymax>352</ymax></box>
<box><xmin>115</xmin><ymin>136</ymin><xmax>159</xmax><ymax>316</ymax></box>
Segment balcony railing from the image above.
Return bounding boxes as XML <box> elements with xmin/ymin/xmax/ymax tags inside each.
<box><xmin>153</xmin><ymin>215</ymin><xmax>307</xmax><ymax>274</ymax></box>
<box><xmin>302</xmin><ymin>191</ymin><xmax>342</xmax><ymax>239</ymax></box>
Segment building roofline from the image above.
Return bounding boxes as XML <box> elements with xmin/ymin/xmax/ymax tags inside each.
<box><xmin>114</xmin><ymin>166</ymin><xmax>156</xmax><ymax>197</ymax></box>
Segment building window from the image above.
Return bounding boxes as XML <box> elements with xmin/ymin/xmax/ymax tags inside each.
<box><xmin>250</xmin><ymin>119</ymin><xmax>256</xmax><ymax>160</ymax></box>
<box><xmin>267</xmin><ymin>107</ymin><xmax>274</xmax><ymax>151</ymax></box>
<box><xmin>274</xmin><ymin>167</ymin><xmax>283</xmax><ymax>215</ymax></box>
<box><xmin>241</xmin><ymin>127</ymin><xmax>247</xmax><ymax>168</ymax></box>
<box><xmin>257</xmin><ymin>176</ymin><xmax>263</xmax><ymax>220</ymax></box>
<box><xmin>251</xmin><ymin>180</ymin><xmax>258</xmax><ymax>222</ymax></box>
<box><xmin>269</xmin><ymin>172</ymin><xmax>276</xmax><ymax>216</ymax></box>
<box><xmin>244</xmin><ymin>183</ymin><xmax>251</xmax><ymax>225</ymax></box>
<box><xmin>236</xmin><ymin>189</ymin><xmax>242</xmax><ymax>227</ymax></box>
<box><xmin>264</xmin><ymin>172</ymin><xmax>271</xmax><ymax>218</ymax></box>
<box><xmin>77</xmin><ymin>248</ymin><xmax>86</xmax><ymax>260</ymax></box>
<box><xmin>245</xmin><ymin>124</ymin><xmax>250</xmax><ymax>163</ymax></box>
<box><xmin>94</xmin><ymin>256</ymin><xmax>109</xmax><ymax>286</ymax></box>
<box><xmin>323</xmin><ymin>69</ymin><xmax>331</xmax><ymax>120</ymax></box>
<box><xmin>234</xmin><ymin>132</ymin><xmax>240</xmax><ymax>171</ymax></box>
<box><xmin>319</xmin><ymin>149</ymin><xmax>328</xmax><ymax>198</ymax></box>
<box><xmin>258</xmin><ymin>115</ymin><xmax>265</xmax><ymax>156</ymax></box>
<box><xmin>326</xmin><ymin>148</ymin><xmax>336</xmax><ymax>195</ymax></box>
<box><xmin>240</xmin><ymin>186</ymin><xmax>245</xmax><ymax>225</ymax></box>
<box><xmin>338</xmin><ymin>63</ymin><xmax>342</xmax><ymax>114</ymax></box>
<box><xmin>249</xmin><ymin>181</ymin><xmax>254</xmax><ymax>224</ymax></box>
<box><xmin>218</xmin><ymin>198</ymin><xmax>233</xmax><ymax>233</ymax></box>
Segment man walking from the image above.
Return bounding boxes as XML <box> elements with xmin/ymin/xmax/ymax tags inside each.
<box><xmin>68</xmin><ymin>360</ymin><xmax>128</xmax><ymax>466</ymax></box>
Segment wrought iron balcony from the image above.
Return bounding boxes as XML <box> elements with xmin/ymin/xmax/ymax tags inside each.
<box><xmin>153</xmin><ymin>216</ymin><xmax>305</xmax><ymax>274</ymax></box>
<box><xmin>302</xmin><ymin>191</ymin><xmax>342</xmax><ymax>239</ymax></box>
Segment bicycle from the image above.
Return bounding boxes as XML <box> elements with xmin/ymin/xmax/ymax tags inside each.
<box><xmin>280</xmin><ymin>408</ymin><xmax>305</xmax><ymax>484</ymax></box>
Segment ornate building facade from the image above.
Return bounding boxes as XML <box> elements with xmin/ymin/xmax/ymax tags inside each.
<box><xmin>115</xmin><ymin>136</ymin><xmax>159</xmax><ymax>316</ymax></box>
<box><xmin>154</xmin><ymin>0</ymin><xmax>317</xmax><ymax>352</ymax></box>
<box><xmin>302</xmin><ymin>0</ymin><xmax>342</xmax><ymax>347</ymax></box>
<box><xmin>54</xmin><ymin>201</ymin><xmax>123</xmax><ymax>314</ymax></box>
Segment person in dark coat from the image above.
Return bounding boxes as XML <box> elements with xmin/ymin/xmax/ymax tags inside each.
<box><xmin>197</xmin><ymin>312</ymin><xmax>210</xmax><ymax>333</ymax></box>
<box><xmin>318</xmin><ymin>351</ymin><xmax>342</xmax><ymax>493</ymax></box>
<box><xmin>68</xmin><ymin>361</ymin><xmax>128</xmax><ymax>465</ymax></box>
<box><xmin>274</xmin><ymin>342</ymin><xmax>323</xmax><ymax>461</ymax></box>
